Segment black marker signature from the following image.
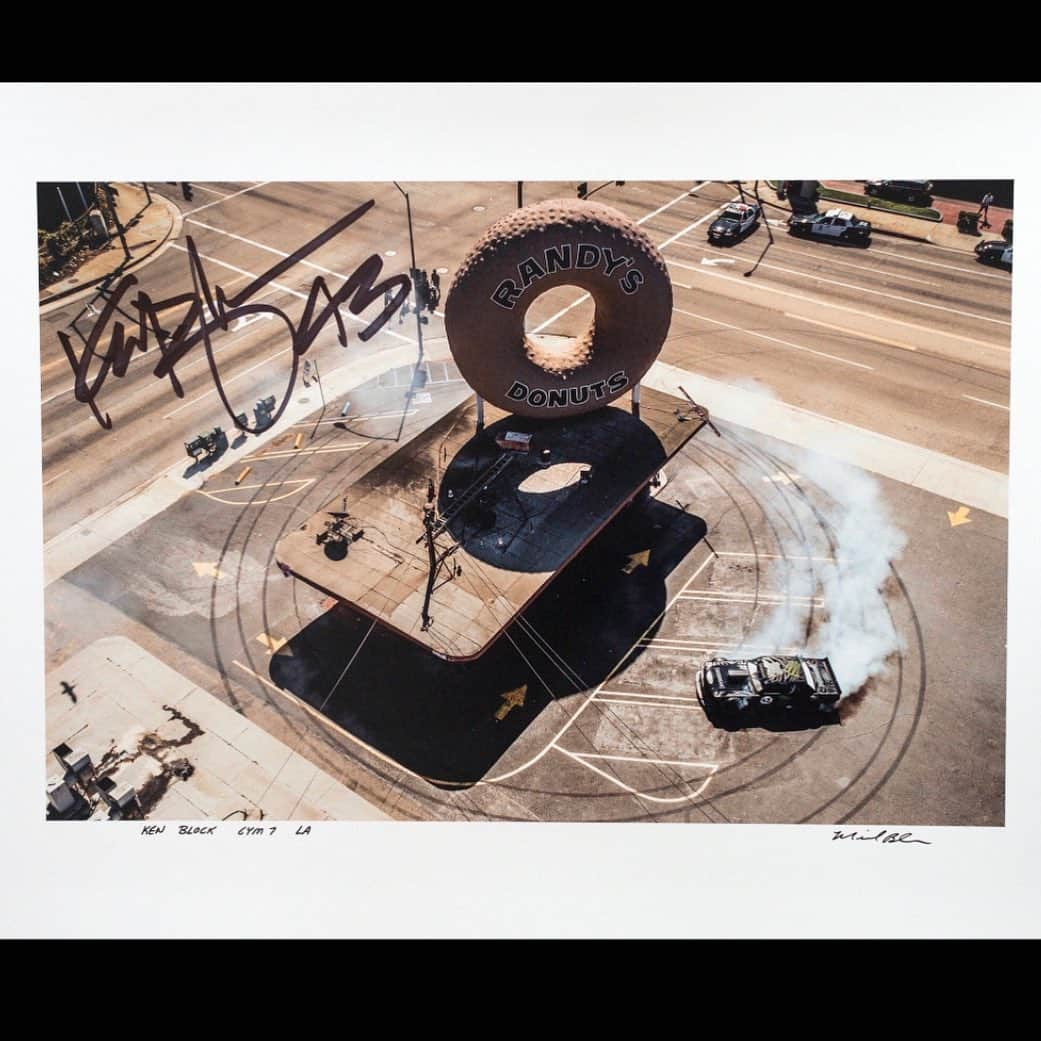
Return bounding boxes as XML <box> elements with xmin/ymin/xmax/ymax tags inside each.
<box><xmin>832</xmin><ymin>829</ymin><xmax>931</xmax><ymax>845</ymax></box>
<box><xmin>57</xmin><ymin>199</ymin><xmax>411</xmax><ymax>432</ymax></box>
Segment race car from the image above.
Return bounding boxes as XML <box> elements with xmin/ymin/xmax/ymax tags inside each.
<box><xmin>695</xmin><ymin>654</ymin><xmax>842</xmax><ymax>716</ymax></box>
<box><xmin>707</xmin><ymin>202</ymin><xmax>761</xmax><ymax>244</ymax></box>
<box><xmin>974</xmin><ymin>239</ymin><xmax>1013</xmax><ymax>269</ymax></box>
<box><xmin>787</xmin><ymin>207</ymin><xmax>872</xmax><ymax>244</ymax></box>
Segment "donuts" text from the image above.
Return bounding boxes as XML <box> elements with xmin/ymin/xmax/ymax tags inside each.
<box><xmin>505</xmin><ymin>370</ymin><xmax>629</xmax><ymax>408</ymax></box>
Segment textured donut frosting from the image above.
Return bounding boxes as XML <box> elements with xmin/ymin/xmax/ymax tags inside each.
<box><xmin>444</xmin><ymin>198</ymin><xmax>673</xmax><ymax>418</ymax></box>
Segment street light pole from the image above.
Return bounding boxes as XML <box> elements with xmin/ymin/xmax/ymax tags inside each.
<box><xmin>392</xmin><ymin>181</ymin><xmax>425</xmax><ymax>367</ymax></box>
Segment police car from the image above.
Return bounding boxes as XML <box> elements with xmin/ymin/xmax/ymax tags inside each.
<box><xmin>787</xmin><ymin>207</ymin><xmax>872</xmax><ymax>245</ymax></box>
<box><xmin>707</xmin><ymin>202</ymin><xmax>761</xmax><ymax>244</ymax></box>
<box><xmin>974</xmin><ymin>239</ymin><xmax>1013</xmax><ymax>269</ymax></box>
<box><xmin>695</xmin><ymin>654</ymin><xmax>842</xmax><ymax>717</ymax></box>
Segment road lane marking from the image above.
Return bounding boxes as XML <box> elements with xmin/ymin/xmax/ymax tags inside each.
<box><xmin>645</xmin><ymin>359</ymin><xmax>1008</xmax><ymax>517</ymax></box>
<box><xmin>184</xmin><ymin>180</ymin><xmax>272</xmax><ymax>216</ymax></box>
<box><xmin>947</xmin><ymin>505</ymin><xmax>973</xmax><ymax>527</ymax></box>
<box><xmin>962</xmin><ymin>394</ymin><xmax>1009</xmax><ymax>411</ymax></box>
<box><xmin>169</xmin><ymin>243</ymin><xmax>415</xmax><ymax>345</ymax></box>
<box><xmin>672</xmin><ymin>305</ymin><xmax>873</xmax><ymax>370</ymax></box>
<box><xmin>868</xmin><ymin>244</ymin><xmax>1012</xmax><ymax>282</ymax></box>
<box><xmin>782</xmin><ymin>313</ymin><xmax>919</xmax><ymax>353</ymax></box>
<box><xmin>677</xmin><ymin>252</ymin><xmax>1011</xmax><ymax>327</ymax></box>
<box><xmin>42</xmin><ymin>469</ymin><xmax>70</xmax><ymax>487</ymax></box>
<box><xmin>671</xmin><ymin>235</ymin><xmax>945</xmax><ymax>287</ymax></box>
<box><xmin>656</xmin><ymin>194</ymin><xmax>738</xmax><ymax>249</ymax></box>
<box><xmin>751</xmin><ymin>240</ymin><xmax>945</xmax><ymax>287</ymax></box>
<box><xmin>667</xmin><ymin>258</ymin><xmax>1010</xmax><ymax>351</ymax></box>
<box><xmin>530</xmin><ymin>184</ymin><xmax>716</xmax><ymax>335</ymax></box>
<box><xmin>191</xmin><ymin>561</ymin><xmax>224</xmax><ymax>578</ymax></box>
<box><xmin>190</xmin><ymin>184</ymin><xmax>231</xmax><ymax>199</ymax></box>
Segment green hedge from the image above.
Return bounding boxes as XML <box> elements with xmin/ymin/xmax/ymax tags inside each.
<box><xmin>818</xmin><ymin>186</ymin><xmax>942</xmax><ymax>221</ymax></box>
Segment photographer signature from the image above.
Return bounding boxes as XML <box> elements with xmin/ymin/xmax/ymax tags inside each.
<box><xmin>832</xmin><ymin>829</ymin><xmax>931</xmax><ymax>845</ymax></box>
<box><xmin>57</xmin><ymin>199</ymin><xmax>410</xmax><ymax>432</ymax></box>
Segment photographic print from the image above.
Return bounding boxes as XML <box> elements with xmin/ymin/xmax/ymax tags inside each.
<box><xmin>38</xmin><ymin>174</ymin><xmax>1010</xmax><ymax>827</ymax></box>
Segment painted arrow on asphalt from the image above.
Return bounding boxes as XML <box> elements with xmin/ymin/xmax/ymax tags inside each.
<box><xmin>495</xmin><ymin>684</ymin><xmax>528</xmax><ymax>721</ymax></box>
<box><xmin>192</xmin><ymin>561</ymin><xmax>224</xmax><ymax>579</ymax></box>
<box><xmin>622</xmin><ymin>549</ymin><xmax>651</xmax><ymax>574</ymax></box>
<box><xmin>947</xmin><ymin>506</ymin><xmax>973</xmax><ymax>527</ymax></box>
<box><xmin>256</xmin><ymin>632</ymin><xmax>288</xmax><ymax>654</ymax></box>
<box><xmin>700</xmin><ymin>257</ymin><xmax>735</xmax><ymax>266</ymax></box>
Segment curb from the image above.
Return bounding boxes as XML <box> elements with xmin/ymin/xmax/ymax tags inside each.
<box><xmin>39</xmin><ymin>188</ymin><xmax>183</xmax><ymax>314</ymax></box>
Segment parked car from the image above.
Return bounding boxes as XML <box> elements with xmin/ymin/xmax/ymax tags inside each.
<box><xmin>975</xmin><ymin>239</ymin><xmax>1013</xmax><ymax>268</ymax></box>
<box><xmin>787</xmin><ymin>208</ymin><xmax>871</xmax><ymax>245</ymax></box>
<box><xmin>696</xmin><ymin>654</ymin><xmax>842</xmax><ymax>716</ymax></box>
<box><xmin>864</xmin><ymin>179</ymin><xmax>933</xmax><ymax>206</ymax></box>
<box><xmin>707</xmin><ymin>202</ymin><xmax>761</xmax><ymax>244</ymax></box>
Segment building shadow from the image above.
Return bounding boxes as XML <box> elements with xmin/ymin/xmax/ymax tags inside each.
<box><xmin>271</xmin><ymin>494</ymin><xmax>707</xmax><ymax>786</ymax></box>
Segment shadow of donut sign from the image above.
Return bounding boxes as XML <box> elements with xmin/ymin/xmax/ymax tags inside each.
<box><xmin>444</xmin><ymin>199</ymin><xmax>673</xmax><ymax>419</ymax></box>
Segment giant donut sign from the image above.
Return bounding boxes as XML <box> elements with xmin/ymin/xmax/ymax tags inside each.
<box><xmin>444</xmin><ymin>199</ymin><xmax>672</xmax><ymax>419</ymax></box>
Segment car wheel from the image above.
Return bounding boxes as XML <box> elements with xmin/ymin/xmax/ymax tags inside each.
<box><xmin>760</xmin><ymin>695</ymin><xmax>774</xmax><ymax>707</ymax></box>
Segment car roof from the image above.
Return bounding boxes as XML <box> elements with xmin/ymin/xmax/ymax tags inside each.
<box><xmin>824</xmin><ymin>208</ymin><xmax>854</xmax><ymax>219</ymax></box>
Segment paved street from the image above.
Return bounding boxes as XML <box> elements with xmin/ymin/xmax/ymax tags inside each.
<box><xmin>40</xmin><ymin>179</ymin><xmax>1009</xmax><ymax>823</ymax></box>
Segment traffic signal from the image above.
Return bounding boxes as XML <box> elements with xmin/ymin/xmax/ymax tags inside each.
<box><xmin>577</xmin><ymin>182</ymin><xmax>588</xmax><ymax>199</ymax></box>
<box><xmin>181</xmin><ymin>182</ymin><xmax>194</xmax><ymax>202</ymax></box>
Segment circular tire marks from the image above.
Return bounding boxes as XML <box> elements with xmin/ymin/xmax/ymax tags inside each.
<box><xmin>213</xmin><ymin>404</ymin><xmax>925</xmax><ymax>823</ymax></box>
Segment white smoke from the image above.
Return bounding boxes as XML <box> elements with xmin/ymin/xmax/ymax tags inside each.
<box><xmin>722</xmin><ymin>380</ymin><xmax>907</xmax><ymax>699</ymax></box>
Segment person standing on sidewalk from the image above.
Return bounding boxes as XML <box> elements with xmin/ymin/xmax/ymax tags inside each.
<box><xmin>978</xmin><ymin>191</ymin><xmax>995</xmax><ymax>227</ymax></box>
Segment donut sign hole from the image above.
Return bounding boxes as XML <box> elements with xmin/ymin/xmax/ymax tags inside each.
<box><xmin>522</xmin><ymin>285</ymin><xmax>596</xmax><ymax>375</ymax></box>
<box><xmin>517</xmin><ymin>462</ymin><xmax>590</xmax><ymax>495</ymax></box>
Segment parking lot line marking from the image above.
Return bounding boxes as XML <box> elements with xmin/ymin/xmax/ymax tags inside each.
<box><xmin>289</xmin><ymin>409</ymin><xmax>418</xmax><ymax>428</ymax></box>
<box><xmin>568</xmin><ymin>751</ymin><xmax>718</xmax><ymax>769</ymax></box>
<box><xmin>596</xmin><ymin>690</ymin><xmax>702</xmax><ymax>704</ymax></box>
<box><xmin>671</xmin><ymin>280</ymin><xmax>693</xmax><ymax>290</ymax></box>
<box><xmin>553</xmin><ymin>744</ymin><xmax>718</xmax><ymax>803</ymax></box>
<box><xmin>715</xmin><ymin>551</ymin><xmax>842</xmax><ymax>562</ymax></box>
<box><xmin>42</xmin><ymin>469</ymin><xmax>70</xmax><ymax>487</ymax></box>
<box><xmin>672</xmin><ymin>306</ymin><xmax>873</xmax><ymax>370</ymax></box>
<box><xmin>184</xmin><ymin>180</ymin><xmax>272</xmax><ymax>216</ymax></box>
<box><xmin>962</xmin><ymin>394</ymin><xmax>1009</xmax><ymax>411</ymax></box>
<box><xmin>667</xmin><ymin>258</ymin><xmax>1011</xmax><ymax>351</ymax></box>
<box><xmin>593</xmin><ymin>697</ymin><xmax>704</xmax><ymax>711</ymax></box>
<box><xmin>482</xmin><ymin>551</ymin><xmax>715</xmax><ymax>784</ymax></box>
<box><xmin>197</xmin><ymin>478</ymin><xmax>315</xmax><ymax>505</ymax></box>
<box><xmin>259</xmin><ymin>442</ymin><xmax>366</xmax><ymax>461</ymax></box>
<box><xmin>678</xmin><ymin>593</ymin><xmax>824</xmax><ymax>606</ymax></box>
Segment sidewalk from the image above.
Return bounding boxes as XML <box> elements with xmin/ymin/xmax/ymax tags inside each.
<box><xmin>46</xmin><ymin>636</ymin><xmax>392</xmax><ymax>821</ymax></box>
<box><xmin>39</xmin><ymin>183</ymin><xmax>181</xmax><ymax>308</ymax></box>
<box><xmin>818</xmin><ymin>181</ymin><xmax>1012</xmax><ymax>252</ymax></box>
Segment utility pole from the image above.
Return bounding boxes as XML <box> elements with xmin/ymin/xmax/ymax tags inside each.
<box><xmin>517</xmin><ymin>181</ymin><xmax>523</xmax><ymax>208</ymax></box>
<box><xmin>309</xmin><ymin>359</ymin><xmax>327</xmax><ymax>440</ymax></box>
